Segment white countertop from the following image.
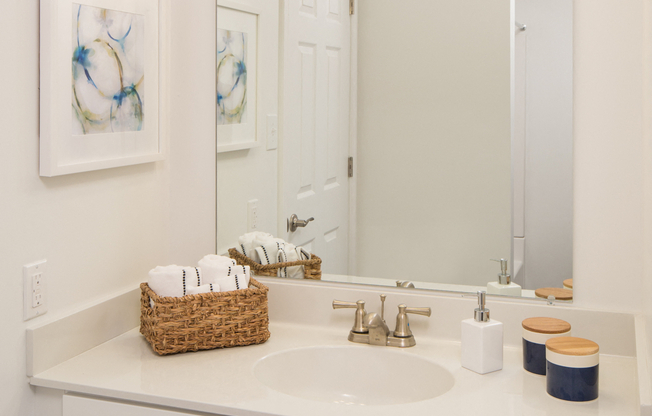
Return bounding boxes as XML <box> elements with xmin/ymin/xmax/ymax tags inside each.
<box><xmin>30</xmin><ymin>322</ymin><xmax>639</xmax><ymax>416</ymax></box>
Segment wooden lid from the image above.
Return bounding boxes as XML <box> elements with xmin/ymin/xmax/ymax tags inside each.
<box><xmin>546</xmin><ymin>337</ymin><xmax>599</xmax><ymax>356</ymax></box>
<box><xmin>522</xmin><ymin>317</ymin><xmax>571</xmax><ymax>334</ymax></box>
<box><xmin>563</xmin><ymin>278</ymin><xmax>573</xmax><ymax>288</ymax></box>
<box><xmin>535</xmin><ymin>287</ymin><xmax>573</xmax><ymax>300</ymax></box>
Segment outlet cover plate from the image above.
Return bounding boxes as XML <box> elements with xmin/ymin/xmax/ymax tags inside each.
<box><xmin>24</xmin><ymin>260</ymin><xmax>47</xmax><ymax>321</ymax></box>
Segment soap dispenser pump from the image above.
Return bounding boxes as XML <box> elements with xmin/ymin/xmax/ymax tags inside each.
<box><xmin>486</xmin><ymin>258</ymin><xmax>522</xmax><ymax>296</ymax></box>
<box><xmin>461</xmin><ymin>291</ymin><xmax>503</xmax><ymax>374</ymax></box>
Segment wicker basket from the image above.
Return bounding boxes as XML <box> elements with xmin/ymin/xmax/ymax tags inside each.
<box><xmin>228</xmin><ymin>248</ymin><xmax>322</xmax><ymax>280</ymax></box>
<box><xmin>140</xmin><ymin>278</ymin><xmax>270</xmax><ymax>355</ymax></box>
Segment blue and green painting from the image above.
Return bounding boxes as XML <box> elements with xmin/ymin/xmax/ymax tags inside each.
<box><xmin>217</xmin><ymin>29</ymin><xmax>247</xmax><ymax>125</ymax></box>
<box><xmin>72</xmin><ymin>4</ymin><xmax>144</xmax><ymax>135</ymax></box>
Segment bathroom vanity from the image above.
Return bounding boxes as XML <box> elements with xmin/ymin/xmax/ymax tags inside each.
<box><xmin>28</xmin><ymin>278</ymin><xmax>644</xmax><ymax>416</ymax></box>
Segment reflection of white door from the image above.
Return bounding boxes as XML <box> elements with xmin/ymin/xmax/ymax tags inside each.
<box><xmin>280</xmin><ymin>0</ymin><xmax>351</xmax><ymax>274</ymax></box>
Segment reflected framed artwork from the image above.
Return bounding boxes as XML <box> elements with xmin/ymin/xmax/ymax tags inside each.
<box><xmin>40</xmin><ymin>0</ymin><xmax>161</xmax><ymax>177</ymax></box>
<box><xmin>217</xmin><ymin>1</ymin><xmax>258</xmax><ymax>153</ymax></box>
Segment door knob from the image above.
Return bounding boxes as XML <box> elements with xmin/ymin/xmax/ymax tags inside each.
<box><xmin>287</xmin><ymin>214</ymin><xmax>314</xmax><ymax>232</ymax></box>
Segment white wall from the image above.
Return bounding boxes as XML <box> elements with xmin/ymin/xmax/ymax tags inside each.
<box><xmin>572</xmin><ymin>0</ymin><xmax>646</xmax><ymax>313</ymax></box>
<box><xmin>0</xmin><ymin>1</ymin><xmax>217</xmax><ymax>415</ymax></box>
<box><xmin>515</xmin><ymin>0</ymin><xmax>574</xmax><ymax>290</ymax></box>
<box><xmin>216</xmin><ymin>0</ymin><xmax>279</xmax><ymax>255</ymax></box>
<box><xmin>168</xmin><ymin>0</ymin><xmax>218</xmax><ymax>264</ymax></box>
<box><xmin>354</xmin><ymin>0</ymin><xmax>512</xmax><ymax>286</ymax></box>
<box><xmin>643</xmin><ymin>0</ymin><xmax>652</xmax><ymax>388</ymax></box>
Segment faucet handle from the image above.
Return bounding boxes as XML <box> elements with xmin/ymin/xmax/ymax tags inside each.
<box><xmin>405</xmin><ymin>306</ymin><xmax>431</xmax><ymax>317</ymax></box>
<box><xmin>332</xmin><ymin>299</ymin><xmax>367</xmax><ymax>333</ymax></box>
<box><xmin>332</xmin><ymin>300</ymin><xmax>362</xmax><ymax>309</ymax></box>
<box><xmin>393</xmin><ymin>304</ymin><xmax>431</xmax><ymax>338</ymax></box>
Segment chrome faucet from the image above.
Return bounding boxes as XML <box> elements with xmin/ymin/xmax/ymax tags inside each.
<box><xmin>332</xmin><ymin>294</ymin><xmax>431</xmax><ymax>348</ymax></box>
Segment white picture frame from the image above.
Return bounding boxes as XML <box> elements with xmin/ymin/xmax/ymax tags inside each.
<box><xmin>217</xmin><ymin>1</ymin><xmax>260</xmax><ymax>153</ymax></box>
<box><xmin>40</xmin><ymin>0</ymin><xmax>162</xmax><ymax>177</ymax></box>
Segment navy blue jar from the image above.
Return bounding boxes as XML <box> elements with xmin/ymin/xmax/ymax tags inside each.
<box><xmin>546</xmin><ymin>337</ymin><xmax>599</xmax><ymax>402</ymax></box>
<box><xmin>522</xmin><ymin>317</ymin><xmax>571</xmax><ymax>375</ymax></box>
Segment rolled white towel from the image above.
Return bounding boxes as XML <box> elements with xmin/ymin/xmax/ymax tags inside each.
<box><xmin>148</xmin><ymin>265</ymin><xmax>203</xmax><ymax>298</ymax></box>
<box><xmin>214</xmin><ymin>274</ymin><xmax>250</xmax><ymax>292</ymax></box>
<box><xmin>226</xmin><ymin>264</ymin><xmax>251</xmax><ymax>281</ymax></box>
<box><xmin>198</xmin><ymin>254</ymin><xmax>236</xmax><ymax>282</ymax></box>
<box><xmin>186</xmin><ymin>283</ymin><xmax>220</xmax><ymax>295</ymax></box>
<box><xmin>277</xmin><ymin>243</ymin><xmax>305</xmax><ymax>279</ymax></box>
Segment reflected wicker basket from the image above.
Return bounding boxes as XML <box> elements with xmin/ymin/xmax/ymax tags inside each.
<box><xmin>140</xmin><ymin>278</ymin><xmax>270</xmax><ymax>355</ymax></box>
<box><xmin>228</xmin><ymin>248</ymin><xmax>322</xmax><ymax>280</ymax></box>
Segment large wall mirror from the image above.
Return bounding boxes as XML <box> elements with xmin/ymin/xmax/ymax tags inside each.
<box><xmin>217</xmin><ymin>0</ymin><xmax>573</xmax><ymax>301</ymax></box>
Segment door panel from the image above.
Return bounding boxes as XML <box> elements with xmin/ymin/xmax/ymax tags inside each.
<box><xmin>281</xmin><ymin>0</ymin><xmax>350</xmax><ymax>274</ymax></box>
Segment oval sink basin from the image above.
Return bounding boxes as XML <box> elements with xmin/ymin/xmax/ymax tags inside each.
<box><xmin>253</xmin><ymin>346</ymin><xmax>454</xmax><ymax>405</ymax></box>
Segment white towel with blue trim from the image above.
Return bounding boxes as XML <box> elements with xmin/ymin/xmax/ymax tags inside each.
<box><xmin>148</xmin><ymin>265</ymin><xmax>204</xmax><ymax>298</ymax></box>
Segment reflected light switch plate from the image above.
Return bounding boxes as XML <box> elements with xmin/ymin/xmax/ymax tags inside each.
<box><xmin>248</xmin><ymin>199</ymin><xmax>259</xmax><ymax>232</ymax></box>
<box><xmin>267</xmin><ymin>115</ymin><xmax>278</xmax><ymax>150</ymax></box>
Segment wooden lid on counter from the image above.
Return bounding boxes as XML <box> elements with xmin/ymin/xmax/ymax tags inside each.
<box><xmin>563</xmin><ymin>279</ymin><xmax>573</xmax><ymax>289</ymax></box>
<box><xmin>535</xmin><ymin>287</ymin><xmax>573</xmax><ymax>301</ymax></box>
<box><xmin>522</xmin><ymin>317</ymin><xmax>571</xmax><ymax>334</ymax></box>
<box><xmin>546</xmin><ymin>337</ymin><xmax>599</xmax><ymax>356</ymax></box>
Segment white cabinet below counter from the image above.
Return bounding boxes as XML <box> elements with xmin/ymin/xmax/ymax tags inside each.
<box><xmin>63</xmin><ymin>394</ymin><xmax>219</xmax><ymax>416</ymax></box>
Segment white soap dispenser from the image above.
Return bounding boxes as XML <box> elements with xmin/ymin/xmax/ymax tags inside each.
<box><xmin>486</xmin><ymin>258</ymin><xmax>522</xmax><ymax>296</ymax></box>
<box><xmin>461</xmin><ymin>291</ymin><xmax>503</xmax><ymax>374</ymax></box>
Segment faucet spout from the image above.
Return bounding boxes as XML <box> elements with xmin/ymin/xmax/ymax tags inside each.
<box><xmin>364</xmin><ymin>312</ymin><xmax>390</xmax><ymax>346</ymax></box>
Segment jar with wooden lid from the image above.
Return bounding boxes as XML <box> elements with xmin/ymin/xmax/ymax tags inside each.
<box><xmin>546</xmin><ymin>337</ymin><xmax>599</xmax><ymax>402</ymax></box>
<box><xmin>534</xmin><ymin>287</ymin><xmax>573</xmax><ymax>301</ymax></box>
<box><xmin>522</xmin><ymin>317</ymin><xmax>571</xmax><ymax>375</ymax></box>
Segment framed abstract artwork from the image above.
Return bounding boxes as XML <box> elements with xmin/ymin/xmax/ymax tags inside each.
<box><xmin>40</xmin><ymin>0</ymin><xmax>161</xmax><ymax>177</ymax></box>
<box><xmin>217</xmin><ymin>1</ymin><xmax>259</xmax><ymax>153</ymax></box>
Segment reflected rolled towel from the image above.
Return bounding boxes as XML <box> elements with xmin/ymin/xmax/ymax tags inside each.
<box><xmin>237</xmin><ymin>231</ymin><xmax>274</xmax><ymax>263</ymax></box>
<box><xmin>253</xmin><ymin>234</ymin><xmax>280</xmax><ymax>247</ymax></box>
<box><xmin>255</xmin><ymin>238</ymin><xmax>287</xmax><ymax>265</ymax></box>
<box><xmin>297</xmin><ymin>247</ymin><xmax>311</xmax><ymax>260</ymax></box>
<box><xmin>255</xmin><ymin>246</ymin><xmax>271</xmax><ymax>265</ymax></box>
<box><xmin>148</xmin><ymin>265</ymin><xmax>203</xmax><ymax>298</ymax></box>
<box><xmin>186</xmin><ymin>283</ymin><xmax>220</xmax><ymax>295</ymax></box>
<box><xmin>277</xmin><ymin>243</ymin><xmax>305</xmax><ymax>279</ymax></box>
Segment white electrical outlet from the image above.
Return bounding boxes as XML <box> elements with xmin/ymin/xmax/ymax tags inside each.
<box><xmin>266</xmin><ymin>115</ymin><xmax>278</xmax><ymax>150</ymax></box>
<box><xmin>248</xmin><ymin>199</ymin><xmax>259</xmax><ymax>231</ymax></box>
<box><xmin>24</xmin><ymin>260</ymin><xmax>47</xmax><ymax>321</ymax></box>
